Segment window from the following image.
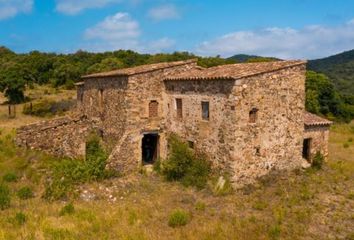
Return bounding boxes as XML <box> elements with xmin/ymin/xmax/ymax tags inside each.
<box><xmin>201</xmin><ymin>101</ymin><xmax>210</xmax><ymax>120</ymax></box>
<box><xmin>249</xmin><ymin>108</ymin><xmax>258</xmax><ymax>123</ymax></box>
<box><xmin>176</xmin><ymin>98</ymin><xmax>183</xmax><ymax>119</ymax></box>
<box><xmin>149</xmin><ymin>100</ymin><xmax>158</xmax><ymax>117</ymax></box>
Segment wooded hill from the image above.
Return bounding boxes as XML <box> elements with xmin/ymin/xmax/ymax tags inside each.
<box><xmin>308</xmin><ymin>49</ymin><xmax>354</xmax><ymax>96</ymax></box>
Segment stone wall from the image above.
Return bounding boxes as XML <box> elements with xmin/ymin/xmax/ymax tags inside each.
<box><xmin>16</xmin><ymin>116</ymin><xmax>94</xmax><ymax>158</ymax></box>
<box><xmin>81</xmin><ymin>76</ymin><xmax>129</xmax><ymax>143</ymax></box>
<box><xmin>304</xmin><ymin>125</ymin><xmax>330</xmax><ymax>160</ymax></box>
<box><xmin>164</xmin><ymin>64</ymin><xmax>306</xmax><ymax>187</ymax></box>
<box><xmin>106</xmin><ymin>62</ymin><xmax>198</xmax><ymax>173</ymax></box>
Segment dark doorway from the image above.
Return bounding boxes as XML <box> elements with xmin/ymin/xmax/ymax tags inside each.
<box><xmin>142</xmin><ymin>133</ymin><xmax>159</xmax><ymax>164</ymax></box>
<box><xmin>302</xmin><ymin>138</ymin><xmax>311</xmax><ymax>161</ymax></box>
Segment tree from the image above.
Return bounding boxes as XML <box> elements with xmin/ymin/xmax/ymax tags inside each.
<box><xmin>52</xmin><ymin>63</ymin><xmax>81</xmax><ymax>88</ymax></box>
<box><xmin>306</xmin><ymin>71</ymin><xmax>354</xmax><ymax>122</ymax></box>
<box><xmin>0</xmin><ymin>63</ymin><xmax>29</xmax><ymax>104</ymax></box>
<box><xmin>87</xmin><ymin>58</ymin><xmax>124</xmax><ymax>74</ymax></box>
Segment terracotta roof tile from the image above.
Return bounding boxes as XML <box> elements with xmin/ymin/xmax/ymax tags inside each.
<box><xmin>82</xmin><ymin>59</ymin><xmax>197</xmax><ymax>79</ymax></box>
<box><xmin>304</xmin><ymin>111</ymin><xmax>332</xmax><ymax>126</ymax></box>
<box><xmin>165</xmin><ymin>60</ymin><xmax>306</xmax><ymax>81</ymax></box>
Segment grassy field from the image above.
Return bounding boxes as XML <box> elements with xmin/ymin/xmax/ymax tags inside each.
<box><xmin>0</xmin><ymin>85</ymin><xmax>75</xmax><ymax>134</ymax></box>
<box><xmin>0</xmin><ymin>88</ymin><xmax>353</xmax><ymax>240</ymax></box>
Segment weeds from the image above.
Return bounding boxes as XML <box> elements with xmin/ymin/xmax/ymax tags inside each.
<box><xmin>59</xmin><ymin>203</ymin><xmax>75</xmax><ymax>216</ymax></box>
<box><xmin>17</xmin><ymin>186</ymin><xmax>34</xmax><ymax>200</ymax></box>
<box><xmin>312</xmin><ymin>151</ymin><xmax>324</xmax><ymax>169</ymax></box>
<box><xmin>44</xmin><ymin>133</ymin><xmax>116</xmax><ymax>201</ymax></box>
<box><xmin>168</xmin><ymin>209</ymin><xmax>190</xmax><ymax>227</ymax></box>
<box><xmin>0</xmin><ymin>184</ymin><xmax>11</xmax><ymax>210</ymax></box>
<box><xmin>2</xmin><ymin>172</ymin><xmax>18</xmax><ymax>182</ymax></box>
<box><xmin>14</xmin><ymin>212</ymin><xmax>26</xmax><ymax>226</ymax></box>
<box><xmin>195</xmin><ymin>201</ymin><xmax>206</xmax><ymax>211</ymax></box>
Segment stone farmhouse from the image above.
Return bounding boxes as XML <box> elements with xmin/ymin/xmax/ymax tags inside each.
<box><xmin>16</xmin><ymin>59</ymin><xmax>332</xmax><ymax>187</ymax></box>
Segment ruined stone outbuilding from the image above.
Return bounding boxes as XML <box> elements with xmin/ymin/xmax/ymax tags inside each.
<box><xmin>16</xmin><ymin>59</ymin><xmax>332</xmax><ymax>187</ymax></box>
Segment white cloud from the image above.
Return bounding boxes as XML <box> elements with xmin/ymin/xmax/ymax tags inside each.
<box><xmin>196</xmin><ymin>19</ymin><xmax>354</xmax><ymax>59</ymax></box>
<box><xmin>148</xmin><ymin>4</ymin><xmax>179</xmax><ymax>21</ymax></box>
<box><xmin>0</xmin><ymin>0</ymin><xmax>33</xmax><ymax>20</ymax></box>
<box><xmin>147</xmin><ymin>37</ymin><xmax>176</xmax><ymax>53</ymax></box>
<box><xmin>83</xmin><ymin>12</ymin><xmax>175</xmax><ymax>53</ymax></box>
<box><xmin>56</xmin><ymin>0</ymin><xmax>122</xmax><ymax>15</ymax></box>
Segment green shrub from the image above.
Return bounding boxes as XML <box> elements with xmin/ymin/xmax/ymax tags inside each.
<box><xmin>312</xmin><ymin>151</ymin><xmax>324</xmax><ymax>170</ymax></box>
<box><xmin>153</xmin><ymin>158</ymin><xmax>162</xmax><ymax>173</ymax></box>
<box><xmin>348</xmin><ymin>137</ymin><xmax>353</xmax><ymax>142</ymax></box>
<box><xmin>44</xmin><ymin>133</ymin><xmax>116</xmax><ymax>201</ymax></box>
<box><xmin>195</xmin><ymin>201</ymin><xmax>206</xmax><ymax>211</ymax></box>
<box><xmin>162</xmin><ymin>135</ymin><xmax>211</xmax><ymax>189</ymax></box>
<box><xmin>59</xmin><ymin>203</ymin><xmax>75</xmax><ymax>216</ymax></box>
<box><xmin>2</xmin><ymin>172</ymin><xmax>18</xmax><ymax>182</ymax></box>
<box><xmin>14</xmin><ymin>212</ymin><xmax>26</xmax><ymax>226</ymax></box>
<box><xmin>23</xmin><ymin>99</ymin><xmax>75</xmax><ymax>117</ymax></box>
<box><xmin>17</xmin><ymin>186</ymin><xmax>34</xmax><ymax>200</ymax></box>
<box><xmin>268</xmin><ymin>224</ymin><xmax>281</xmax><ymax>240</ymax></box>
<box><xmin>168</xmin><ymin>209</ymin><xmax>190</xmax><ymax>227</ymax></box>
<box><xmin>0</xmin><ymin>184</ymin><xmax>11</xmax><ymax>210</ymax></box>
<box><xmin>343</xmin><ymin>143</ymin><xmax>349</xmax><ymax>148</ymax></box>
<box><xmin>252</xmin><ymin>201</ymin><xmax>268</xmax><ymax>210</ymax></box>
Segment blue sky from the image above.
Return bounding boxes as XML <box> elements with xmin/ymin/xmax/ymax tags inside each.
<box><xmin>1</xmin><ymin>0</ymin><xmax>354</xmax><ymax>59</ymax></box>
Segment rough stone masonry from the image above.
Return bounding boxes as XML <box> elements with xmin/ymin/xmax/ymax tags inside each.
<box><xmin>16</xmin><ymin>59</ymin><xmax>332</xmax><ymax>187</ymax></box>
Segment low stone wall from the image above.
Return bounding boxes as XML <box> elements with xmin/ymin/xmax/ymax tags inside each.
<box><xmin>15</xmin><ymin>116</ymin><xmax>94</xmax><ymax>158</ymax></box>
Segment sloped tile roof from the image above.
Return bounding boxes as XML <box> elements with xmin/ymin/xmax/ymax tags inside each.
<box><xmin>82</xmin><ymin>59</ymin><xmax>197</xmax><ymax>79</ymax></box>
<box><xmin>304</xmin><ymin>111</ymin><xmax>332</xmax><ymax>126</ymax></box>
<box><xmin>165</xmin><ymin>60</ymin><xmax>306</xmax><ymax>81</ymax></box>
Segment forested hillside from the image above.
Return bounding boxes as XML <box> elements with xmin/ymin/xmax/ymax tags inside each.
<box><xmin>227</xmin><ymin>54</ymin><xmax>279</xmax><ymax>63</ymax></box>
<box><xmin>308</xmin><ymin>49</ymin><xmax>354</xmax><ymax>96</ymax></box>
<box><xmin>0</xmin><ymin>46</ymin><xmax>235</xmax><ymax>103</ymax></box>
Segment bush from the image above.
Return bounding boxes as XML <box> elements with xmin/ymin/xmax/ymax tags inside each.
<box><xmin>44</xmin><ymin>133</ymin><xmax>115</xmax><ymax>201</ymax></box>
<box><xmin>153</xmin><ymin>158</ymin><xmax>162</xmax><ymax>173</ymax></box>
<box><xmin>312</xmin><ymin>151</ymin><xmax>324</xmax><ymax>170</ymax></box>
<box><xmin>0</xmin><ymin>184</ymin><xmax>11</xmax><ymax>210</ymax></box>
<box><xmin>14</xmin><ymin>212</ymin><xmax>26</xmax><ymax>226</ymax></box>
<box><xmin>168</xmin><ymin>209</ymin><xmax>190</xmax><ymax>227</ymax></box>
<box><xmin>343</xmin><ymin>143</ymin><xmax>349</xmax><ymax>148</ymax></box>
<box><xmin>59</xmin><ymin>203</ymin><xmax>75</xmax><ymax>216</ymax></box>
<box><xmin>195</xmin><ymin>201</ymin><xmax>206</xmax><ymax>211</ymax></box>
<box><xmin>268</xmin><ymin>224</ymin><xmax>281</xmax><ymax>240</ymax></box>
<box><xmin>23</xmin><ymin>99</ymin><xmax>75</xmax><ymax>117</ymax></box>
<box><xmin>162</xmin><ymin>135</ymin><xmax>211</xmax><ymax>189</ymax></box>
<box><xmin>17</xmin><ymin>186</ymin><xmax>34</xmax><ymax>200</ymax></box>
<box><xmin>2</xmin><ymin>172</ymin><xmax>18</xmax><ymax>182</ymax></box>
<box><xmin>348</xmin><ymin>137</ymin><xmax>353</xmax><ymax>142</ymax></box>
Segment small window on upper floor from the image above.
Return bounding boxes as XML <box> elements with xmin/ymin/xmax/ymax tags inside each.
<box><xmin>176</xmin><ymin>98</ymin><xmax>183</xmax><ymax>119</ymax></box>
<box><xmin>201</xmin><ymin>101</ymin><xmax>209</xmax><ymax>120</ymax></box>
<box><xmin>249</xmin><ymin>108</ymin><xmax>258</xmax><ymax>123</ymax></box>
<box><xmin>149</xmin><ymin>100</ymin><xmax>158</xmax><ymax>118</ymax></box>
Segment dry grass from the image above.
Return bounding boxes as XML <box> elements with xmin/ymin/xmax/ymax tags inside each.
<box><xmin>0</xmin><ymin>92</ymin><xmax>353</xmax><ymax>239</ymax></box>
<box><xmin>0</xmin><ymin>85</ymin><xmax>75</xmax><ymax>133</ymax></box>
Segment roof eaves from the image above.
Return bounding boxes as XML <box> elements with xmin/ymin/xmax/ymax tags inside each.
<box><xmin>81</xmin><ymin>59</ymin><xmax>198</xmax><ymax>79</ymax></box>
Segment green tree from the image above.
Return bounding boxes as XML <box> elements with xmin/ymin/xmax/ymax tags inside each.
<box><xmin>52</xmin><ymin>63</ymin><xmax>80</xmax><ymax>88</ymax></box>
<box><xmin>87</xmin><ymin>57</ymin><xmax>124</xmax><ymax>74</ymax></box>
<box><xmin>0</xmin><ymin>62</ymin><xmax>29</xmax><ymax>103</ymax></box>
